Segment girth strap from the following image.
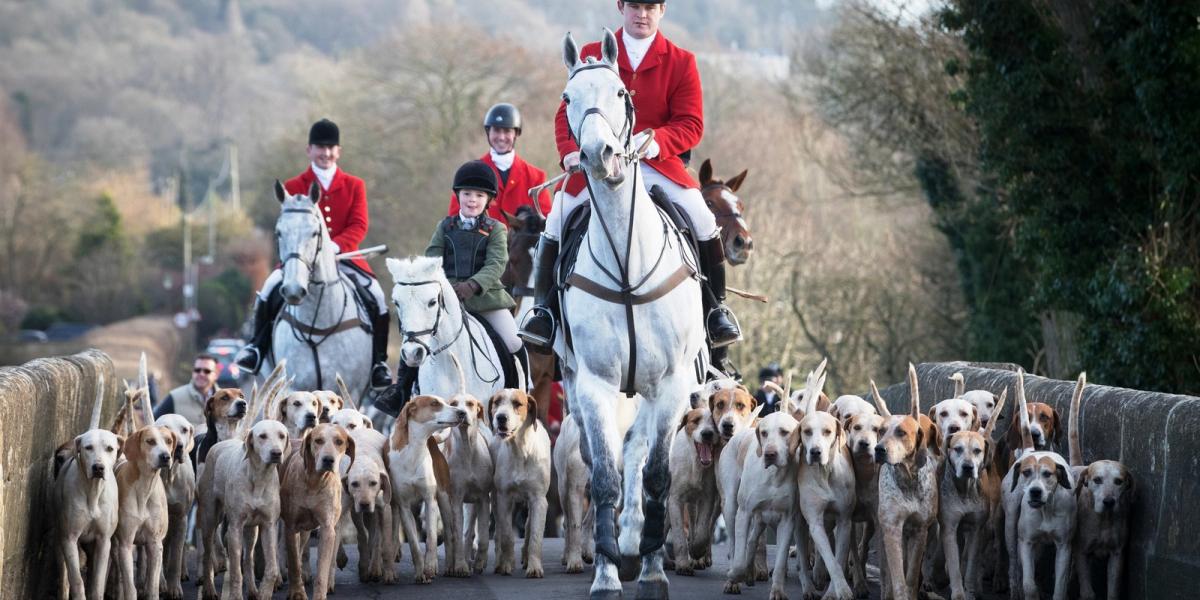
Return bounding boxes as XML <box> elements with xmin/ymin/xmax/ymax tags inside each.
<box><xmin>280</xmin><ymin>312</ymin><xmax>366</xmax><ymax>337</ymax></box>
<box><xmin>564</xmin><ymin>262</ymin><xmax>693</xmax><ymax>306</ymax></box>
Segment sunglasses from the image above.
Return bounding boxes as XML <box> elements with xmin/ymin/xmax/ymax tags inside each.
<box><xmin>193</xmin><ymin>367</ymin><xmax>213</xmax><ymax>374</ymax></box>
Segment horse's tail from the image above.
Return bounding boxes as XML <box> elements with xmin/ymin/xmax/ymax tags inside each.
<box><xmin>448</xmin><ymin>351</ymin><xmax>468</xmax><ymax>396</ymax></box>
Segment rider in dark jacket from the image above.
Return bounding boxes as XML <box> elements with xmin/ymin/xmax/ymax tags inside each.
<box><xmin>374</xmin><ymin>160</ymin><xmax>526</xmax><ymax>416</ymax></box>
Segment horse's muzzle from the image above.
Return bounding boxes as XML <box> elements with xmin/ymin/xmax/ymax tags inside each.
<box><xmin>400</xmin><ymin>344</ymin><xmax>427</xmax><ymax>367</ymax></box>
<box><xmin>281</xmin><ymin>282</ymin><xmax>307</xmax><ymax>304</ymax></box>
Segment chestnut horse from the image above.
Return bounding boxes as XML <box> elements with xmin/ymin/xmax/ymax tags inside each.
<box><xmin>698</xmin><ymin>159</ymin><xmax>753</xmax><ymax>266</ymax></box>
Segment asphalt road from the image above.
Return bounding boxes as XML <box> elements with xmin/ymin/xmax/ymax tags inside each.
<box><xmin>192</xmin><ymin>537</ymin><xmax>1008</xmax><ymax>599</ymax></box>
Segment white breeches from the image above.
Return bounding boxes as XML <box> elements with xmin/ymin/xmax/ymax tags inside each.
<box><xmin>543</xmin><ymin>163</ymin><xmax>719</xmax><ymax>242</ymax></box>
<box><xmin>480</xmin><ymin>309</ymin><xmax>523</xmax><ymax>354</ymax></box>
<box><xmin>258</xmin><ymin>265</ymin><xmax>387</xmax><ymax>315</ymax></box>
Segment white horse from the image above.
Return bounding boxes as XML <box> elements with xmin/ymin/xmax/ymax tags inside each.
<box><xmin>386</xmin><ymin>256</ymin><xmax>508</xmax><ymax>404</ymax></box>
<box><xmin>556</xmin><ymin>30</ymin><xmax>707</xmax><ymax>600</ymax></box>
<box><xmin>255</xmin><ymin>181</ymin><xmax>372</xmax><ymax>402</ymax></box>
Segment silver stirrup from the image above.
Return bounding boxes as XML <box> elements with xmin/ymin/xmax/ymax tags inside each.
<box><xmin>517</xmin><ymin>307</ymin><xmax>557</xmax><ymax>347</ymax></box>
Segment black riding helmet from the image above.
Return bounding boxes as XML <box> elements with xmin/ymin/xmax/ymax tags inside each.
<box><xmin>483</xmin><ymin>103</ymin><xmax>522</xmax><ymax>135</ymax></box>
<box><xmin>453</xmin><ymin>160</ymin><xmax>498</xmax><ymax>197</ymax></box>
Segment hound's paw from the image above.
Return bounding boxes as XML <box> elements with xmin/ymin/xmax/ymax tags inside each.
<box><xmin>769</xmin><ymin>589</ymin><xmax>790</xmax><ymax>600</ymax></box>
<box><xmin>918</xmin><ymin>591</ymin><xmax>944</xmax><ymax>600</ymax></box>
<box><xmin>675</xmin><ymin>561</ymin><xmax>695</xmax><ymax>576</ymax></box>
<box><xmin>583</xmin><ymin>551</ymin><xmax>595</xmax><ymax>564</ymax></box>
<box><xmin>381</xmin><ymin>566</ymin><xmax>398</xmax><ymax>585</ymax></box>
<box><xmin>495</xmin><ymin>562</ymin><xmax>513</xmax><ymax>576</ymax></box>
<box><xmin>723</xmin><ymin>581</ymin><xmax>742</xmax><ymax>594</ymax></box>
<box><xmin>337</xmin><ymin>547</ymin><xmax>349</xmax><ymax>570</ymax></box>
<box><xmin>525</xmin><ymin>565</ymin><xmax>544</xmax><ymax>579</ymax></box>
<box><xmin>950</xmin><ymin>592</ymin><xmax>967</xmax><ymax>600</ymax></box>
<box><xmin>472</xmin><ymin>557</ymin><xmax>488</xmax><ymax>574</ymax></box>
<box><xmin>755</xmin><ymin>566</ymin><xmax>769</xmax><ymax>582</ymax></box>
<box><xmin>414</xmin><ymin>572</ymin><xmax>432</xmax><ymax>585</ymax></box>
<box><xmin>825</xmin><ymin>581</ymin><xmax>854</xmax><ymax>600</ymax></box>
<box><xmin>565</xmin><ymin>560</ymin><xmax>585</xmax><ymax>574</ymax></box>
<box><xmin>447</xmin><ymin>565</ymin><xmax>470</xmax><ymax>578</ymax></box>
<box><xmin>287</xmin><ymin>590</ymin><xmax>308</xmax><ymax>600</ymax></box>
<box><xmin>802</xmin><ymin>590</ymin><xmax>822</xmax><ymax>600</ymax></box>
<box><xmin>163</xmin><ymin>584</ymin><xmax>184</xmax><ymax>600</ymax></box>
<box><xmin>201</xmin><ymin>591</ymin><xmax>220</xmax><ymax>600</ymax></box>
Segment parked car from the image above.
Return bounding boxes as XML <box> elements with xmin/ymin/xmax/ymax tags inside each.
<box><xmin>204</xmin><ymin>338</ymin><xmax>245</xmax><ymax>388</ymax></box>
<box><xmin>18</xmin><ymin>329</ymin><xmax>49</xmax><ymax>343</ymax></box>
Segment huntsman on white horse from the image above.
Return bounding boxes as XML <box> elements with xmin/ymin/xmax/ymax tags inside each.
<box><xmin>550</xmin><ymin>30</ymin><xmax>708</xmax><ymax>600</ymax></box>
<box><xmin>242</xmin><ymin>181</ymin><xmax>375</xmax><ymax>403</ymax></box>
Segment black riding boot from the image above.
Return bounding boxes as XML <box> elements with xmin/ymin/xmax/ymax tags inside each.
<box><xmin>235</xmin><ymin>285</ymin><xmax>284</xmax><ymax>374</ymax></box>
<box><xmin>518</xmin><ymin>235</ymin><xmax>559</xmax><ymax>353</ymax></box>
<box><xmin>374</xmin><ymin>361</ymin><xmax>417</xmax><ymax>418</ymax></box>
<box><xmin>370</xmin><ymin>312</ymin><xmax>393</xmax><ymax>389</ymax></box>
<box><xmin>699</xmin><ymin>237</ymin><xmax>741</xmax><ymax>348</ymax></box>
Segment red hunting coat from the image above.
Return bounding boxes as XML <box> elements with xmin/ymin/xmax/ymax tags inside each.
<box><xmin>446</xmin><ymin>152</ymin><xmax>552</xmax><ymax>222</ymax></box>
<box><xmin>554</xmin><ymin>29</ymin><xmax>703</xmax><ymax>197</ymax></box>
<box><xmin>285</xmin><ymin>166</ymin><xmax>372</xmax><ymax>274</ymax></box>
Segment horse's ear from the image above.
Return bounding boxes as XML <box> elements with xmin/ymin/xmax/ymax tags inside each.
<box><xmin>501</xmin><ymin>210</ymin><xmax>517</xmax><ymax>225</ymax></box>
<box><xmin>727</xmin><ymin>169</ymin><xmax>749</xmax><ymax>193</ymax></box>
<box><xmin>563</xmin><ymin>32</ymin><xmax>580</xmax><ymax>69</ymax></box>
<box><xmin>308</xmin><ymin>180</ymin><xmax>321</xmax><ymax>202</ymax></box>
<box><xmin>601</xmin><ymin>28</ymin><xmax>619</xmax><ymax>66</ymax></box>
<box><xmin>274</xmin><ymin>180</ymin><xmax>287</xmax><ymax>203</ymax></box>
<box><xmin>699</xmin><ymin>159</ymin><xmax>713</xmax><ymax>185</ymax></box>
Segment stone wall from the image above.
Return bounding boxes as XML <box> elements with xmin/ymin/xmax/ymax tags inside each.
<box><xmin>0</xmin><ymin>350</ymin><xmax>120</xmax><ymax>600</ymax></box>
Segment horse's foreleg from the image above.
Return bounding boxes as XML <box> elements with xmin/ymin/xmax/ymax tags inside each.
<box><xmin>618</xmin><ymin>431</ymin><xmax>649</xmax><ymax>558</ymax></box>
<box><xmin>634</xmin><ymin>404</ymin><xmax>676</xmax><ymax>600</ymax></box>
<box><xmin>575</xmin><ymin>376</ymin><xmax>623</xmax><ymax>598</ymax></box>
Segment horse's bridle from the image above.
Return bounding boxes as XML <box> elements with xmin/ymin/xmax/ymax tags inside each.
<box><xmin>280</xmin><ymin>207</ymin><xmax>330</xmax><ymax>286</ymax></box>
<box><xmin>393</xmin><ymin>280</ymin><xmax>463</xmax><ymax>357</ymax></box>
<box><xmin>565</xmin><ymin>61</ymin><xmax>636</xmax><ymax>158</ymax></box>
<box><xmin>701</xmin><ymin>183</ymin><xmax>745</xmax><ymax>220</ymax></box>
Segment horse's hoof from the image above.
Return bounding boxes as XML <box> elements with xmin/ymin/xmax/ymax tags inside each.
<box><xmin>618</xmin><ymin>555</ymin><xmax>641</xmax><ymax>582</ymax></box>
<box><xmin>591</xmin><ymin>590</ymin><xmax>623</xmax><ymax>600</ymax></box>
<box><xmin>635</xmin><ymin>580</ymin><xmax>670</xmax><ymax>600</ymax></box>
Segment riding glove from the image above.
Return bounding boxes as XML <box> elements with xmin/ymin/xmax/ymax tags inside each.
<box><xmin>453</xmin><ymin>281</ymin><xmax>480</xmax><ymax>301</ymax></box>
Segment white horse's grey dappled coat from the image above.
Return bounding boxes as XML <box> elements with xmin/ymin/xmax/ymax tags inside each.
<box><xmin>255</xmin><ymin>183</ymin><xmax>372</xmax><ymax>403</ymax></box>
<box><xmin>556</xmin><ymin>29</ymin><xmax>706</xmax><ymax>599</ymax></box>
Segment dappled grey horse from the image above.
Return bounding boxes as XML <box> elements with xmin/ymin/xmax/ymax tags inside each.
<box><xmin>253</xmin><ymin>181</ymin><xmax>372</xmax><ymax>403</ymax></box>
<box><xmin>555</xmin><ymin>30</ymin><xmax>707</xmax><ymax>599</ymax></box>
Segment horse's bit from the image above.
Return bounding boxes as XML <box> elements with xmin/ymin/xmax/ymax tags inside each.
<box><xmin>392</xmin><ymin>279</ymin><xmax>461</xmax><ymax>357</ymax></box>
<box><xmin>280</xmin><ymin>207</ymin><xmax>332</xmax><ymax>285</ymax></box>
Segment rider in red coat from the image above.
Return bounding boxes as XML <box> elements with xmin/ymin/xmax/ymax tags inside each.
<box><xmin>446</xmin><ymin>103</ymin><xmax>552</xmax><ymax>221</ymax></box>
<box><xmin>519</xmin><ymin>0</ymin><xmax>741</xmax><ymax>354</ymax></box>
<box><xmin>235</xmin><ymin>119</ymin><xmax>393</xmax><ymax>389</ymax></box>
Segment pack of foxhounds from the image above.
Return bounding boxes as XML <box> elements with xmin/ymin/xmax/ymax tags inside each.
<box><xmin>50</xmin><ymin>354</ymin><xmax>1133</xmax><ymax>600</ymax></box>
